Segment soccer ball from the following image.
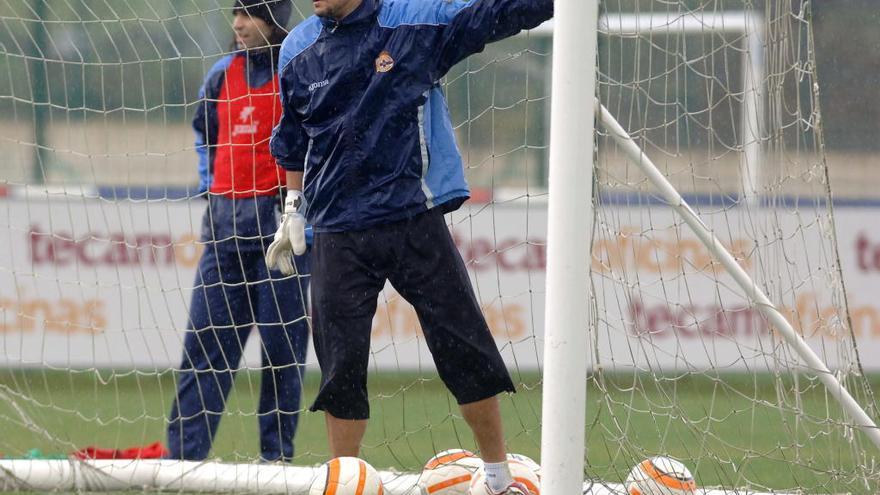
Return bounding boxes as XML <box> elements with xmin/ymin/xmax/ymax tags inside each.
<box><xmin>506</xmin><ymin>453</ymin><xmax>541</xmax><ymax>480</ymax></box>
<box><xmin>418</xmin><ymin>449</ymin><xmax>483</xmax><ymax>495</ymax></box>
<box><xmin>468</xmin><ymin>458</ymin><xmax>541</xmax><ymax>495</ymax></box>
<box><xmin>624</xmin><ymin>456</ymin><xmax>696</xmax><ymax>495</ymax></box>
<box><xmin>309</xmin><ymin>457</ymin><xmax>385</xmax><ymax>495</ymax></box>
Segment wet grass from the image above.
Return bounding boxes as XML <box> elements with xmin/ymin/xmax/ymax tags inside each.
<box><xmin>2</xmin><ymin>370</ymin><xmax>878</xmax><ymax>493</ymax></box>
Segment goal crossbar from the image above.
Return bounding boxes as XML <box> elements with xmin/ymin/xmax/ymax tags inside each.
<box><xmin>533</xmin><ymin>10</ymin><xmax>765</xmax><ymax>202</ymax></box>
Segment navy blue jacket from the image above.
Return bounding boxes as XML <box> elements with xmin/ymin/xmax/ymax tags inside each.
<box><xmin>194</xmin><ymin>49</ymin><xmax>280</xmax><ymax>194</ymax></box>
<box><xmin>270</xmin><ymin>0</ymin><xmax>553</xmax><ymax>233</ymax></box>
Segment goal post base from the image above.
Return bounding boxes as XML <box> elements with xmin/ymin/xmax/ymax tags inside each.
<box><xmin>0</xmin><ymin>460</ymin><xmax>816</xmax><ymax>495</ymax></box>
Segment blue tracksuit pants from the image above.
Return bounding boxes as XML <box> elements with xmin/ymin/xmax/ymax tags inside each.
<box><xmin>167</xmin><ymin>203</ymin><xmax>309</xmax><ymax>461</ymax></box>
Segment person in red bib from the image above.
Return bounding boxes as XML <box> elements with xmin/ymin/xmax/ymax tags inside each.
<box><xmin>166</xmin><ymin>0</ymin><xmax>310</xmax><ymax>462</ymax></box>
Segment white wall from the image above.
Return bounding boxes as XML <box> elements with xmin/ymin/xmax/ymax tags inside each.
<box><xmin>2</xmin><ymin>196</ymin><xmax>878</xmax><ymax>372</ymax></box>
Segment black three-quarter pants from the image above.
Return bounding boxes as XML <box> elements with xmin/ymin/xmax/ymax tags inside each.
<box><xmin>309</xmin><ymin>208</ymin><xmax>516</xmax><ymax>419</ymax></box>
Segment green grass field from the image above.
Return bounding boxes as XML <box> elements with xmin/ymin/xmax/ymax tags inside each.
<box><xmin>2</xmin><ymin>369</ymin><xmax>878</xmax><ymax>493</ymax></box>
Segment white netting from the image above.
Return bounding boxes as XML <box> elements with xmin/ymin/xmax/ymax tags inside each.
<box><xmin>1</xmin><ymin>0</ymin><xmax>878</xmax><ymax>494</ymax></box>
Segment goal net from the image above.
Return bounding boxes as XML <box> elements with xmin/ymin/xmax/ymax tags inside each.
<box><xmin>1</xmin><ymin>0</ymin><xmax>878</xmax><ymax>494</ymax></box>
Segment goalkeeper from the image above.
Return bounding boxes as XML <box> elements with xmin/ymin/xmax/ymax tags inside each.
<box><xmin>267</xmin><ymin>0</ymin><xmax>552</xmax><ymax>492</ymax></box>
<box><xmin>166</xmin><ymin>0</ymin><xmax>310</xmax><ymax>463</ymax></box>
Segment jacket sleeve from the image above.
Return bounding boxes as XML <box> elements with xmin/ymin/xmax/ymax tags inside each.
<box><xmin>270</xmin><ymin>67</ymin><xmax>309</xmax><ymax>172</ymax></box>
<box><xmin>430</xmin><ymin>0</ymin><xmax>553</xmax><ymax>81</ymax></box>
<box><xmin>192</xmin><ymin>57</ymin><xmax>230</xmax><ymax>195</ymax></box>
<box><xmin>192</xmin><ymin>89</ymin><xmax>213</xmax><ymax>195</ymax></box>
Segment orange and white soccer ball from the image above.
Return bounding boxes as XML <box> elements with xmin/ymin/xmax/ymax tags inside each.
<box><xmin>309</xmin><ymin>457</ymin><xmax>385</xmax><ymax>495</ymax></box>
<box><xmin>624</xmin><ymin>457</ymin><xmax>696</xmax><ymax>495</ymax></box>
<box><xmin>506</xmin><ymin>454</ymin><xmax>541</xmax><ymax>481</ymax></box>
<box><xmin>418</xmin><ymin>449</ymin><xmax>483</xmax><ymax>495</ymax></box>
<box><xmin>468</xmin><ymin>458</ymin><xmax>541</xmax><ymax>495</ymax></box>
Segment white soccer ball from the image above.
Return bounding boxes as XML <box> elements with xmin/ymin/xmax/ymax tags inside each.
<box><xmin>506</xmin><ymin>453</ymin><xmax>541</xmax><ymax>481</ymax></box>
<box><xmin>309</xmin><ymin>457</ymin><xmax>385</xmax><ymax>495</ymax></box>
<box><xmin>418</xmin><ymin>449</ymin><xmax>483</xmax><ymax>495</ymax></box>
<box><xmin>624</xmin><ymin>456</ymin><xmax>696</xmax><ymax>495</ymax></box>
<box><xmin>468</xmin><ymin>458</ymin><xmax>541</xmax><ymax>495</ymax></box>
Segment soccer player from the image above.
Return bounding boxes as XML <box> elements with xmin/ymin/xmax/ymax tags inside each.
<box><xmin>267</xmin><ymin>0</ymin><xmax>553</xmax><ymax>491</ymax></box>
<box><xmin>166</xmin><ymin>0</ymin><xmax>310</xmax><ymax>463</ymax></box>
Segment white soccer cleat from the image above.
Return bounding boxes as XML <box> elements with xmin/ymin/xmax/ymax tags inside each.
<box><xmin>468</xmin><ymin>461</ymin><xmax>540</xmax><ymax>495</ymax></box>
<box><xmin>492</xmin><ymin>481</ymin><xmax>533</xmax><ymax>495</ymax></box>
<box><xmin>469</xmin><ymin>480</ymin><xmax>534</xmax><ymax>495</ymax></box>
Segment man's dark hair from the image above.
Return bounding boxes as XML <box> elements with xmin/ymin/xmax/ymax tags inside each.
<box><xmin>233</xmin><ymin>0</ymin><xmax>293</xmax><ymax>29</ymax></box>
<box><xmin>230</xmin><ymin>0</ymin><xmax>292</xmax><ymax>50</ymax></box>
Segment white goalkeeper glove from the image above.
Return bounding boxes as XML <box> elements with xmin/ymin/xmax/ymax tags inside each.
<box><xmin>266</xmin><ymin>190</ymin><xmax>307</xmax><ymax>275</ymax></box>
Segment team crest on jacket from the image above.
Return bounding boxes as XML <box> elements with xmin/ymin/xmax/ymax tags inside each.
<box><xmin>375</xmin><ymin>51</ymin><xmax>395</xmax><ymax>73</ymax></box>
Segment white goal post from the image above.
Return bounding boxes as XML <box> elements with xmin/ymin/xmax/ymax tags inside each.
<box><xmin>539</xmin><ymin>2</ymin><xmax>597</xmax><ymax>495</ymax></box>
<box><xmin>542</xmin><ymin>4</ymin><xmax>878</xmax><ymax>495</ymax></box>
<box><xmin>533</xmin><ymin>10</ymin><xmax>766</xmax><ymax>202</ymax></box>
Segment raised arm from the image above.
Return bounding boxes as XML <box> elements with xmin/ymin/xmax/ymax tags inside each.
<box><xmin>430</xmin><ymin>0</ymin><xmax>553</xmax><ymax>81</ymax></box>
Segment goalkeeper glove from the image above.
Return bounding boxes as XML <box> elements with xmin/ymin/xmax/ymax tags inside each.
<box><xmin>266</xmin><ymin>190</ymin><xmax>307</xmax><ymax>275</ymax></box>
